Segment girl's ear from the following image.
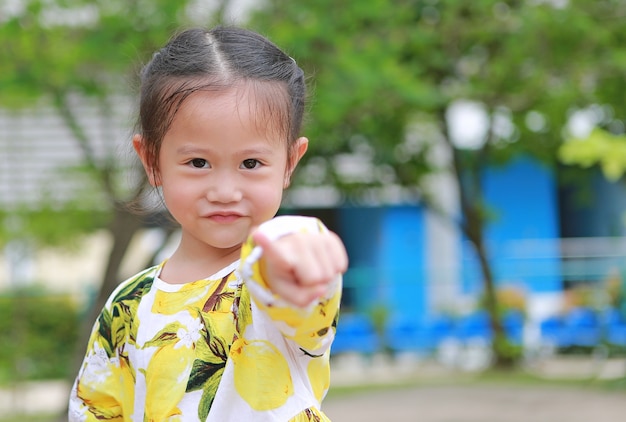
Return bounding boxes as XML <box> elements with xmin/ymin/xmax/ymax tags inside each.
<box><xmin>133</xmin><ymin>134</ymin><xmax>160</xmax><ymax>186</ymax></box>
<box><xmin>284</xmin><ymin>136</ymin><xmax>308</xmax><ymax>189</ymax></box>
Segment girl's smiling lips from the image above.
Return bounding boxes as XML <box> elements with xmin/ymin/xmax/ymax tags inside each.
<box><xmin>205</xmin><ymin>212</ymin><xmax>244</xmax><ymax>223</ymax></box>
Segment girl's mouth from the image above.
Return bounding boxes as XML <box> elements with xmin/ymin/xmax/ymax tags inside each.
<box><xmin>206</xmin><ymin>213</ymin><xmax>243</xmax><ymax>223</ymax></box>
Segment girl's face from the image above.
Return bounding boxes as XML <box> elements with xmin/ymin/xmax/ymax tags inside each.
<box><xmin>136</xmin><ymin>86</ymin><xmax>307</xmax><ymax>261</ymax></box>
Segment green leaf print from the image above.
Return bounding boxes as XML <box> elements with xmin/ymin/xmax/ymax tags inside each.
<box><xmin>112</xmin><ymin>268</ymin><xmax>155</xmax><ymax>303</ymax></box>
<box><xmin>96</xmin><ymin>307</ymin><xmax>115</xmax><ymax>357</ymax></box>
<box><xmin>234</xmin><ymin>284</ymin><xmax>252</xmax><ymax>335</ymax></box>
<box><xmin>195</xmin><ymin>365</ymin><xmax>225</xmax><ymax>421</ymax></box>
<box><xmin>196</xmin><ymin>313</ymin><xmax>230</xmax><ymax>362</ymax></box>
<box><xmin>186</xmin><ymin>359</ymin><xmax>225</xmax><ymax>391</ymax></box>
<box><xmin>144</xmin><ymin>322</ymin><xmax>184</xmax><ymax>348</ymax></box>
<box><xmin>208</xmin><ymin>334</ymin><xmax>228</xmax><ymax>361</ymax></box>
<box><xmin>95</xmin><ymin>269</ymin><xmax>156</xmax><ymax>357</ymax></box>
<box><xmin>109</xmin><ymin>306</ymin><xmax>127</xmax><ymax>350</ymax></box>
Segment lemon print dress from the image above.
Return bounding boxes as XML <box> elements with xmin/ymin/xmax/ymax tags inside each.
<box><xmin>69</xmin><ymin>216</ymin><xmax>341</xmax><ymax>422</ymax></box>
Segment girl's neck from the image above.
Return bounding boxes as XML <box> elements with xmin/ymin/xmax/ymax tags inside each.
<box><xmin>160</xmin><ymin>242</ymin><xmax>241</xmax><ymax>284</ymax></box>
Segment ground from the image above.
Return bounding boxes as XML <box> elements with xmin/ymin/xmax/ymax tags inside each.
<box><xmin>322</xmin><ymin>354</ymin><xmax>626</xmax><ymax>422</ymax></box>
<box><xmin>323</xmin><ymin>383</ymin><xmax>626</xmax><ymax>422</ymax></box>
<box><xmin>1</xmin><ymin>356</ymin><xmax>625</xmax><ymax>421</ymax></box>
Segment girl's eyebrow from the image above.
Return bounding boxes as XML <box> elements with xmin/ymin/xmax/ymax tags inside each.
<box><xmin>176</xmin><ymin>145</ymin><xmax>275</xmax><ymax>156</ymax></box>
<box><xmin>238</xmin><ymin>147</ymin><xmax>275</xmax><ymax>156</ymax></box>
<box><xmin>176</xmin><ymin>145</ymin><xmax>211</xmax><ymax>155</ymax></box>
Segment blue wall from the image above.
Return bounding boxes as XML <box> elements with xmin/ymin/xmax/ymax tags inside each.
<box><xmin>560</xmin><ymin>169</ymin><xmax>626</xmax><ymax>238</ymax></box>
<box><xmin>337</xmin><ymin>206</ymin><xmax>382</xmax><ymax>312</ymax></box>
<box><xmin>338</xmin><ymin>206</ymin><xmax>426</xmax><ymax>321</ymax></box>
<box><xmin>378</xmin><ymin>206</ymin><xmax>426</xmax><ymax>321</ymax></box>
<box><xmin>294</xmin><ymin>156</ymin><xmax>562</xmax><ymax>323</ymax></box>
<box><xmin>462</xmin><ymin>156</ymin><xmax>561</xmax><ymax>294</ymax></box>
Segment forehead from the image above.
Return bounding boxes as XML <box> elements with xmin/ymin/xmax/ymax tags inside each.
<box><xmin>171</xmin><ymin>80</ymin><xmax>290</xmax><ymax>143</ymax></box>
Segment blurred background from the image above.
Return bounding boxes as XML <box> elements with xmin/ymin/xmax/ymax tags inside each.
<box><xmin>1</xmin><ymin>0</ymin><xmax>626</xmax><ymax>420</ymax></box>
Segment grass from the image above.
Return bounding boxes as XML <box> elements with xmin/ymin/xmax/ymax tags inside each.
<box><xmin>326</xmin><ymin>366</ymin><xmax>626</xmax><ymax>400</ymax></box>
<box><xmin>0</xmin><ymin>415</ymin><xmax>58</xmax><ymax>422</ymax></box>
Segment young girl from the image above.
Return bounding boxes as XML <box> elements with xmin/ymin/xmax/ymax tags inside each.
<box><xmin>69</xmin><ymin>27</ymin><xmax>347</xmax><ymax>422</ymax></box>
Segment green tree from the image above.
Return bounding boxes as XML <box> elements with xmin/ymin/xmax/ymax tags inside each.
<box><xmin>560</xmin><ymin>129</ymin><xmax>626</xmax><ymax>182</ymax></box>
<box><xmin>250</xmin><ymin>0</ymin><xmax>626</xmax><ymax>367</ymax></box>
<box><xmin>558</xmin><ymin>0</ymin><xmax>626</xmax><ymax>180</ymax></box>
<box><xmin>0</xmin><ymin>0</ymin><xmax>233</xmax><ymax>387</ymax></box>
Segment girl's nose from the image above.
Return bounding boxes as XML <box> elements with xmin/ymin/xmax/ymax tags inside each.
<box><xmin>206</xmin><ymin>173</ymin><xmax>243</xmax><ymax>203</ymax></box>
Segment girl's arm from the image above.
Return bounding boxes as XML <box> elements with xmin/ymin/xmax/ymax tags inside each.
<box><xmin>68</xmin><ymin>268</ymin><xmax>152</xmax><ymax>422</ymax></box>
<box><xmin>68</xmin><ymin>314</ymin><xmax>126</xmax><ymax>421</ymax></box>
<box><xmin>239</xmin><ymin>215</ymin><xmax>347</xmax><ymax>353</ymax></box>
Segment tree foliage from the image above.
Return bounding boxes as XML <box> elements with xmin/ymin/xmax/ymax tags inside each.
<box><xmin>560</xmin><ymin>129</ymin><xmax>626</xmax><ymax>182</ymax></box>
<box><xmin>0</xmin><ymin>290</ymin><xmax>80</xmax><ymax>383</ymax></box>
<box><xmin>249</xmin><ymin>0</ymin><xmax>626</xmax><ymax>367</ymax></box>
<box><xmin>251</xmin><ymin>0</ymin><xmax>624</xmax><ymax>178</ymax></box>
<box><xmin>3</xmin><ymin>0</ymin><xmax>626</xmax><ymax>372</ymax></box>
<box><xmin>556</xmin><ymin>1</ymin><xmax>626</xmax><ymax>183</ymax></box>
<box><xmin>0</xmin><ymin>0</ymin><xmax>211</xmax><ymax>390</ymax></box>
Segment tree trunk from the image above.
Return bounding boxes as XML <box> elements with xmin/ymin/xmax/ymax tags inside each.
<box><xmin>439</xmin><ymin>110</ymin><xmax>519</xmax><ymax>369</ymax></box>
<box><xmin>69</xmin><ymin>205</ymin><xmax>144</xmax><ymax>377</ymax></box>
<box><xmin>56</xmin><ymin>205</ymin><xmax>144</xmax><ymax>421</ymax></box>
<box><xmin>463</xmin><ymin>211</ymin><xmax>516</xmax><ymax>369</ymax></box>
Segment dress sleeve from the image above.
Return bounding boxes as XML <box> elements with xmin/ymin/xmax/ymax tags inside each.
<box><xmin>68</xmin><ymin>301</ymin><xmax>133</xmax><ymax>421</ymax></box>
<box><xmin>239</xmin><ymin>215</ymin><xmax>343</xmax><ymax>354</ymax></box>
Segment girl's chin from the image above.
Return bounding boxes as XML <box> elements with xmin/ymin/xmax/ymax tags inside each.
<box><xmin>180</xmin><ymin>231</ymin><xmax>246</xmax><ymax>252</ymax></box>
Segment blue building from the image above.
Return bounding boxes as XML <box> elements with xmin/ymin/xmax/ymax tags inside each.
<box><xmin>291</xmin><ymin>156</ymin><xmax>626</xmax><ymax>333</ymax></box>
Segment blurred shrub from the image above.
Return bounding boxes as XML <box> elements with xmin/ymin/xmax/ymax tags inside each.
<box><xmin>368</xmin><ymin>303</ymin><xmax>390</xmax><ymax>337</ymax></box>
<box><xmin>605</xmin><ymin>270</ymin><xmax>624</xmax><ymax>310</ymax></box>
<box><xmin>478</xmin><ymin>285</ymin><xmax>527</xmax><ymax>317</ymax></box>
<box><xmin>495</xmin><ymin>286</ymin><xmax>527</xmax><ymax>315</ymax></box>
<box><xmin>0</xmin><ymin>289</ymin><xmax>80</xmax><ymax>384</ymax></box>
<box><xmin>563</xmin><ymin>283</ymin><xmax>600</xmax><ymax>312</ymax></box>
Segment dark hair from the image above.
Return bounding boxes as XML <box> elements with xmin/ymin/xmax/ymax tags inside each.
<box><xmin>137</xmin><ymin>26</ymin><xmax>307</xmax><ymax>176</ymax></box>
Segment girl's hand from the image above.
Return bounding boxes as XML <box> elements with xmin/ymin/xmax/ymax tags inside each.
<box><xmin>252</xmin><ymin>230</ymin><xmax>348</xmax><ymax>308</ymax></box>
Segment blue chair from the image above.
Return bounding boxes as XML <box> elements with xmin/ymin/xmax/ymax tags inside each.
<box><xmin>539</xmin><ymin>315</ymin><xmax>571</xmax><ymax>348</ymax></box>
<box><xmin>384</xmin><ymin>314</ymin><xmax>455</xmax><ymax>354</ymax></box>
<box><xmin>429</xmin><ymin>315</ymin><xmax>457</xmax><ymax>346</ymax></box>
<box><xmin>455</xmin><ymin>311</ymin><xmax>493</xmax><ymax>343</ymax></box>
<box><xmin>603</xmin><ymin>307</ymin><xmax>626</xmax><ymax>347</ymax></box>
<box><xmin>331</xmin><ymin>313</ymin><xmax>380</xmax><ymax>355</ymax></box>
<box><xmin>564</xmin><ymin>307</ymin><xmax>601</xmax><ymax>347</ymax></box>
<box><xmin>502</xmin><ymin>310</ymin><xmax>524</xmax><ymax>345</ymax></box>
<box><xmin>607</xmin><ymin>325</ymin><xmax>626</xmax><ymax>347</ymax></box>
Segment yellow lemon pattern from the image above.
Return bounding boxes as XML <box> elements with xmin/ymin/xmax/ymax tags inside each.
<box><xmin>143</xmin><ymin>343</ymin><xmax>192</xmax><ymax>421</ymax></box>
<box><xmin>307</xmin><ymin>353</ymin><xmax>331</xmax><ymax>403</ymax></box>
<box><xmin>69</xmin><ymin>216</ymin><xmax>341</xmax><ymax>422</ymax></box>
<box><xmin>231</xmin><ymin>338</ymin><xmax>294</xmax><ymax>410</ymax></box>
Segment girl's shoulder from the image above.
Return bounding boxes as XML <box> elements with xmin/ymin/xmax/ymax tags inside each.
<box><xmin>105</xmin><ymin>264</ymin><xmax>161</xmax><ymax>308</ymax></box>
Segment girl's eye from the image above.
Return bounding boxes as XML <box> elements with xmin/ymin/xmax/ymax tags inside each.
<box><xmin>241</xmin><ymin>159</ymin><xmax>260</xmax><ymax>169</ymax></box>
<box><xmin>189</xmin><ymin>158</ymin><xmax>208</xmax><ymax>168</ymax></box>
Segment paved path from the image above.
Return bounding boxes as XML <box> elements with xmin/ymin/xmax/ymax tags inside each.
<box><xmin>322</xmin><ymin>384</ymin><xmax>626</xmax><ymax>422</ymax></box>
<box><xmin>321</xmin><ymin>355</ymin><xmax>626</xmax><ymax>422</ymax></box>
